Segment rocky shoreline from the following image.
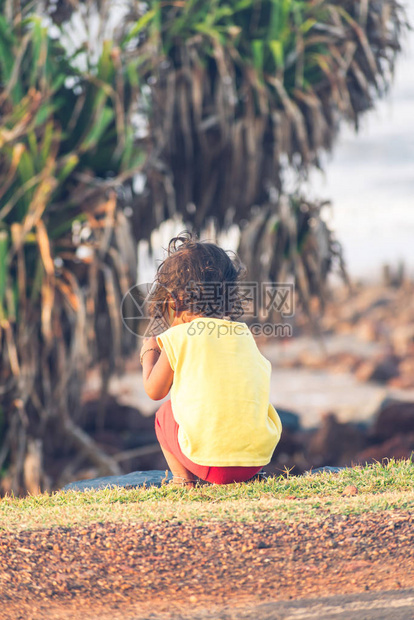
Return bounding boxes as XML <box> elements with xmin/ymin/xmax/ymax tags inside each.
<box><xmin>283</xmin><ymin>279</ymin><xmax>414</xmax><ymax>391</ymax></box>
<box><xmin>263</xmin><ymin>279</ymin><xmax>414</xmax><ymax>474</ymax></box>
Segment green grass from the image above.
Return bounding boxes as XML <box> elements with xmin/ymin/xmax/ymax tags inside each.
<box><xmin>1</xmin><ymin>460</ymin><xmax>413</xmax><ymax>532</ymax></box>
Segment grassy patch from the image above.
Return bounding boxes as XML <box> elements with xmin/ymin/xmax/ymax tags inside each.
<box><xmin>1</xmin><ymin>460</ymin><xmax>413</xmax><ymax>532</ymax></box>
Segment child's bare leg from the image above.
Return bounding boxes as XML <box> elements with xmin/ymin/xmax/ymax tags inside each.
<box><xmin>160</xmin><ymin>446</ymin><xmax>196</xmax><ymax>488</ymax></box>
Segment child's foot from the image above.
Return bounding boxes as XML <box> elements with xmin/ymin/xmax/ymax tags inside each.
<box><xmin>248</xmin><ymin>470</ymin><xmax>268</xmax><ymax>482</ymax></box>
<box><xmin>170</xmin><ymin>476</ymin><xmax>196</xmax><ymax>489</ymax></box>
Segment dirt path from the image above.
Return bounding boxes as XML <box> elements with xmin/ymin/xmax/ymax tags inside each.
<box><xmin>1</xmin><ymin>511</ymin><xmax>413</xmax><ymax>619</ymax></box>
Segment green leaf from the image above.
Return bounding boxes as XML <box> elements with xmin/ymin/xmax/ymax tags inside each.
<box><xmin>269</xmin><ymin>40</ymin><xmax>284</xmax><ymax>69</ymax></box>
<box><xmin>49</xmin><ymin>212</ymin><xmax>85</xmax><ymax>240</ymax></box>
<box><xmin>194</xmin><ymin>23</ymin><xmax>224</xmax><ymax>43</ymax></box>
<box><xmin>57</xmin><ymin>154</ymin><xmax>79</xmax><ymax>184</ymax></box>
<box><xmin>80</xmin><ymin>107</ymin><xmax>115</xmax><ymax>152</ymax></box>
<box><xmin>40</xmin><ymin>122</ymin><xmax>54</xmax><ymax>165</ymax></box>
<box><xmin>27</xmin><ymin>131</ymin><xmax>38</xmax><ymax>161</ymax></box>
<box><xmin>126</xmin><ymin>60</ymin><xmax>140</xmax><ymax>88</ymax></box>
<box><xmin>0</xmin><ymin>17</ymin><xmax>16</xmax><ymax>81</ymax></box>
<box><xmin>252</xmin><ymin>40</ymin><xmax>264</xmax><ymax>73</ymax></box>
<box><xmin>300</xmin><ymin>18</ymin><xmax>317</xmax><ymax>34</ymax></box>
<box><xmin>29</xmin><ymin>18</ymin><xmax>46</xmax><ymax>87</ymax></box>
<box><xmin>51</xmin><ymin>73</ymin><xmax>67</xmax><ymax>92</ymax></box>
<box><xmin>123</xmin><ymin>9</ymin><xmax>157</xmax><ymax>45</ymax></box>
<box><xmin>234</xmin><ymin>0</ymin><xmax>252</xmax><ymax>11</ymax></box>
<box><xmin>18</xmin><ymin>149</ymin><xmax>35</xmax><ymax>186</ymax></box>
<box><xmin>210</xmin><ymin>5</ymin><xmax>234</xmax><ymax>23</ymax></box>
<box><xmin>0</xmin><ymin>231</ymin><xmax>8</xmax><ymax>308</ymax></box>
<box><xmin>35</xmin><ymin>104</ymin><xmax>55</xmax><ymax>127</ymax></box>
<box><xmin>97</xmin><ymin>40</ymin><xmax>114</xmax><ymax>82</ymax></box>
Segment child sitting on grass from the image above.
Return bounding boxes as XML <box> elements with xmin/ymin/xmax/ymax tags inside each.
<box><xmin>140</xmin><ymin>233</ymin><xmax>282</xmax><ymax>487</ymax></box>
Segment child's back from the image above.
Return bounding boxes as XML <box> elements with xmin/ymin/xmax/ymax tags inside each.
<box><xmin>157</xmin><ymin>316</ymin><xmax>281</xmax><ymax>467</ymax></box>
<box><xmin>140</xmin><ymin>233</ymin><xmax>282</xmax><ymax>486</ymax></box>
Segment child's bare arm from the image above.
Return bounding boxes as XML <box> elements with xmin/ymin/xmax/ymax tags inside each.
<box><xmin>141</xmin><ymin>337</ymin><xmax>174</xmax><ymax>400</ymax></box>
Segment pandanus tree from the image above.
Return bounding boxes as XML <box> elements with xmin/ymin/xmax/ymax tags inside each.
<box><xmin>129</xmin><ymin>0</ymin><xmax>406</xmax><ymax>311</ymax></box>
<box><xmin>0</xmin><ymin>2</ymin><xmax>142</xmax><ymax>491</ymax></box>
<box><xmin>0</xmin><ymin>0</ymin><xmax>408</xmax><ymax>493</ymax></box>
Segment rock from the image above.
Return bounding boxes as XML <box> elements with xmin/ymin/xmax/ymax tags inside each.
<box><xmin>335</xmin><ymin>322</ymin><xmax>354</xmax><ymax>335</ymax></box>
<box><xmin>305</xmin><ymin>466</ymin><xmax>346</xmax><ymax>475</ymax></box>
<box><xmin>297</xmin><ymin>350</ymin><xmax>326</xmax><ymax>369</ymax></box>
<box><xmin>307</xmin><ymin>413</ymin><xmax>366</xmax><ymax>467</ymax></box>
<box><xmin>355</xmin><ymin>354</ymin><xmax>400</xmax><ymax>384</ymax></box>
<box><xmin>391</xmin><ymin>324</ymin><xmax>414</xmax><ymax>356</ymax></box>
<box><xmin>371</xmin><ymin>400</ymin><xmax>414</xmax><ymax>441</ymax></box>
<box><xmin>398</xmin><ymin>355</ymin><xmax>414</xmax><ymax>373</ymax></box>
<box><xmin>62</xmin><ymin>470</ymin><xmax>172</xmax><ymax>492</ymax></box>
<box><xmin>275</xmin><ymin>408</ymin><xmax>301</xmax><ymax>432</ymax></box>
<box><xmin>387</xmin><ymin>375</ymin><xmax>414</xmax><ymax>389</ymax></box>
<box><xmin>354</xmin><ymin>434</ymin><xmax>414</xmax><ymax>465</ymax></box>
<box><xmin>370</xmin><ymin>354</ymin><xmax>401</xmax><ymax>382</ymax></box>
<box><xmin>274</xmin><ymin>428</ymin><xmax>299</xmax><ymax>458</ymax></box>
<box><xmin>355</xmin><ymin>360</ymin><xmax>377</xmax><ymax>382</ymax></box>
<box><xmin>355</xmin><ymin>320</ymin><xmax>379</xmax><ymax>343</ymax></box>
<box><xmin>326</xmin><ymin>352</ymin><xmax>362</xmax><ymax>374</ymax></box>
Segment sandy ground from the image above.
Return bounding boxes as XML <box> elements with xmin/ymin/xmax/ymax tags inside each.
<box><xmin>1</xmin><ymin>511</ymin><xmax>413</xmax><ymax>619</ymax></box>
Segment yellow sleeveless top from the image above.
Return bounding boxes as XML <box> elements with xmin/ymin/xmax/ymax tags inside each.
<box><xmin>156</xmin><ymin>317</ymin><xmax>282</xmax><ymax>466</ymax></box>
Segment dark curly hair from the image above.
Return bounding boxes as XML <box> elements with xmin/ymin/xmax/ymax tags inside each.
<box><xmin>148</xmin><ymin>232</ymin><xmax>246</xmax><ymax>324</ymax></box>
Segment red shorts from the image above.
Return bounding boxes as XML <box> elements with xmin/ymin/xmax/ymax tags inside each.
<box><xmin>155</xmin><ymin>400</ymin><xmax>263</xmax><ymax>484</ymax></box>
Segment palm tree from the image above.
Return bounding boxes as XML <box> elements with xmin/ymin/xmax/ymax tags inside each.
<box><xmin>127</xmin><ymin>0</ymin><xmax>406</xmax><ymax>309</ymax></box>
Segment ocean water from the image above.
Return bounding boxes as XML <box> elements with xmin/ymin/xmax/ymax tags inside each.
<box><xmin>308</xmin><ymin>3</ymin><xmax>414</xmax><ymax>280</ymax></box>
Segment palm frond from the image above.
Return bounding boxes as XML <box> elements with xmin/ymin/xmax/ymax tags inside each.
<box><xmin>0</xmin><ymin>4</ymin><xmax>142</xmax><ymax>493</ymax></box>
<box><xmin>124</xmin><ymin>0</ymin><xmax>406</xmax><ymax>312</ymax></box>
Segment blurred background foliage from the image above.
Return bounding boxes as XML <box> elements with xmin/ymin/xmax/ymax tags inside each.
<box><xmin>0</xmin><ymin>0</ymin><xmax>142</xmax><ymax>491</ymax></box>
<box><xmin>0</xmin><ymin>0</ymin><xmax>408</xmax><ymax>493</ymax></box>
